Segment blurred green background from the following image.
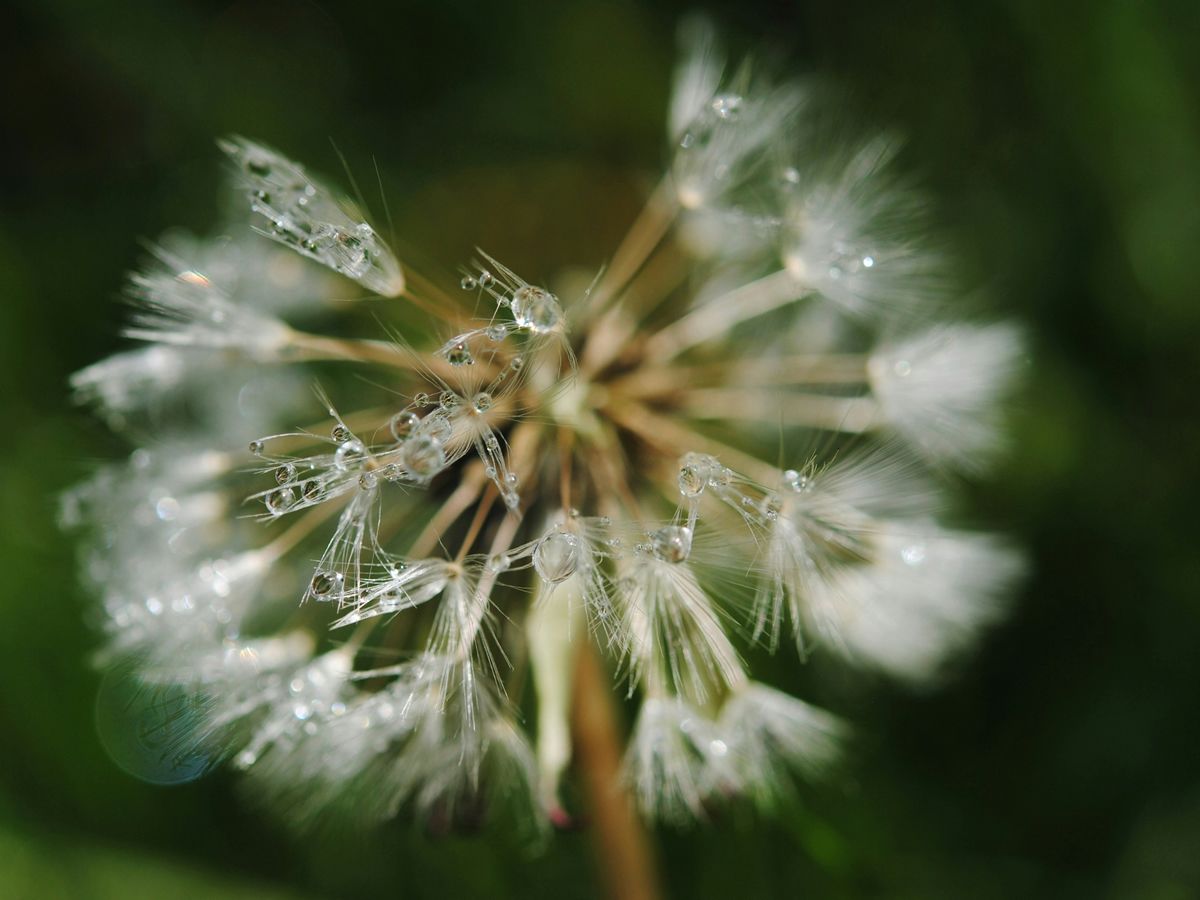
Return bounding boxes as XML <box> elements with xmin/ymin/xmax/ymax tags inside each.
<box><xmin>3</xmin><ymin>0</ymin><xmax>1199</xmax><ymax>897</ymax></box>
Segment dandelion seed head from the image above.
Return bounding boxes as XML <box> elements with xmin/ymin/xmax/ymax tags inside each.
<box><xmin>66</xmin><ymin>16</ymin><xmax>1025</xmax><ymax>836</ymax></box>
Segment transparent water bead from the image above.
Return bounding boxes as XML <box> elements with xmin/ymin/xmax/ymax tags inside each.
<box><xmin>510</xmin><ymin>285</ymin><xmax>563</xmax><ymax>334</ymax></box>
<box><xmin>331</xmin><ymin>424</ymin><xmax>351</xmax><ymax>443</ymax></box>
<box><xmin>402</xmin><ymin>435</ymin><xmax>446</xmax><ymax>480</ymax></box>
<box><xmin>389</xmin><ymin>410</ymin><xmax>419</xmax><ymax>442</ymax></box>
<box><xmin>710</xmin><ymin>92</ymin><xmax>743</xmax><ymax>120</ymax></box>
<box><xmin>248</xmin><ymin>439</ymin><xmax>265</xmax><ymax>456</ymax></box>
<box><xmin>533</xmin><ymin>531</ymin><xmax>582</xmax><ymax>584</ymax></box>
<box><xmin>274</xmin><ymin>463</ymin><xmax>297</xmax><ymax>485</ymax></box>
<box><xmin>471</xmin><ymin>392</ymin><xmax>493</xmax><ymax>414</ymax></box>
<box><xmin>783</xmin><ymin>468</ymin><xmax>814</xmax><ymax>494</ymax></box>
<box><xmin>445</xmin><ymin>342</ymin><xmax>474</xmax><ymax>366</ymax></box>
<box><xmin>334</xmin><ymin>440</ymin><xmax>365</xmax><ymax>471</ymax></box>
<box><xmin>461</xmin><ymin>275</ymin><xmax>478</xmax><ymax>290</ymax></box>
<box><xmin>678</xmin><ymin>462</ymin><xmax>707</xmax><ymax>497</ymax></box>
<box><xmin>651</xmin><ymin>525</ymin><xmax>693</xmax><ymax>563</ymax></box>
<box><xmin>264</xmin><ymin>487</ymin><xmax>296</xmax><ymax>515</ymax></box>
<box><xmin>310</xmin><ymin>570</ymin><xmax>343</xmax><ymax>600</ymax></box>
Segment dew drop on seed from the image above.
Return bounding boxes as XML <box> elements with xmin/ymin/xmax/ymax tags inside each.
<box><xmin>438</xmin><ymin>390</ymin><xmax>461</xmax><ymax>412</ymax></box>
<box><xmin>310</xmin><ymin>570</ymin><xmax>342</xmax><ymax>599</ymax></box>
<box><xmin>485</xmin><ymin>325</ymin><xmax>507</xmax><ymax>343</ymax></box>
<box><xmin>389</xmin><ymin>410</ymin><xmax>419</xmax><ymax>442</ymax></box>
<box><xmin>478</xmin><ymin>271</ymin><xmax>493</xmax><ymax>287</ymax></box>
<box><xmin>414</xmin><ymin>392</ymin><xmax>430</xmax><ymax>408</ymax></box>
<box><xmin>710</xmin><ymin>93</ymin><xmax>743</xmax><ymax>120</ymax></box>
<box><xmin>334</xmin><ymin>440</ymin><xmax>365</xmax><ymax>471</ymax></box>
<box><xmin>533</xmin><ymin>532</ymin><xmax>581</xmax><ymax>584</ymax></box>
<box><xmin>472</xmin><ymin>392</ymin><xmax>493</xmax><ymax>413</ymax></box>
<box><xmin>402</xmin><ymin>435</ymin><xmax>446</xmax><ymax>480</ymax></box>
<box><xmin>248</xmin><ymin>440</ymin><xmax>265</xmax><ymax>456</ymax></box>
<box><xmin>510</xmin><ymin>285</ymin><xmax>562</xmax><ymax>334</ymax></box>
<box><xmin>862</xmin><ymin>255</ymin><xmax>875</xmax><ymax>268</ymax></box>
<box><xmin>274</xmin><ymin>463</ymin><xmax>297</xmax><ymax>485</ymax></box>
<box><xmin>650</xmin><ymin>525</ymin><xmax>692</xmax><ymax>563</ymax></box>
<box><xmin>678</xmin><ymin>464</ymin><xmax>706</xmax><ymax>497</ymax></box>
<box><xmin>265</xmin><ymin>486</ymin><xmax>296</xmax><ymax>515</ymax></box>
<box><xmin>358</xmin><ymin>472</ymin><xmax>377</xmax><ymax>490</ymax></box>
<box><xmin>446</xmin><ymin>342</ymin><xmax>474</xmax><ymax>367</ymax></box>
<box><xmin>461</xmin><ymin>275</ymin><xmax>478</xmax><ymax>290</ymax></box>
<box><xmin>381</xmin><ymin>463</ymin><xmax>404</xmax><ymax>482</ymax></box>
<box><xmin>331</xmin><ymin>424</ymin><xmax>351</xmax><ymax>443</ymax></box>
<box><xmin>509</xmin><ymin>356</ymin><xmax>525</xmax><ymax>372</ymax></box>
<box><xmin>487</xmin><ymin>553</ymin><xmax>511</xmax><ymax>574</ymax></box>
<box><xmin>783</xmin><ymin>166</ymin><xmax>800</xmax><ymax>184</ymax></box>
<box><xmin>301</xmin><ymin>479</ymin><xmax>323</xmax><ymax>501</ymax></box>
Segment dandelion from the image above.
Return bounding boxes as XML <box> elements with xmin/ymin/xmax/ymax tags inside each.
<box><xmin>65</xmin><ymin>15</ymin><xmax>1025</xmax><ymax>849</ymax></box>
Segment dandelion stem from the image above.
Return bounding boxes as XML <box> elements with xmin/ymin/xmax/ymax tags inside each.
<box><xmin>572</xmin><ymin>638</ymin><xmax>662</xmax><ymax>900</ymax></box>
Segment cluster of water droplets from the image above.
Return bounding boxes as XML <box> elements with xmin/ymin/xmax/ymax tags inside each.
<box><xmin>220</xmin><ymin>137</ymin><xmax>404</xmax><ymax>297</ymax></box>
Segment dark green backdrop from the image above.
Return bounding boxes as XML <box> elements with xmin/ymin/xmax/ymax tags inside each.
<box><xmin>3</xmin><ymin>0</ymin><xmax>1198</xmax><ymax>897</ymax></box>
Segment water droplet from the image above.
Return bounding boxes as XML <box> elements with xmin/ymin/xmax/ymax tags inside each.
<box><xmin>310</xmin><ymin>570</ymin><xmax>343</xmax><ymax>600</ymax></box>
<box><xmin>762</xmin><ymin>492</ymin><xmax>783</xmax><ymax>520</ymax></box>
<box><xmin>420</xmin><ymin>412</ymin><xmax>453</xmax><ymax>443</ymax></box>
<box><xmin>783</xmin><ymin>166</ymin><xmax>800</xmax><ymax>184</ymax></box>
<box><xmin>358</xmin><ymin>472</ymin><xmax>377</xmax><ymax>491</ymax></box>
<box><xmin>509</xmin><ymin>356</ymin><xmax>525</xmax><ymax>372</ymax></box>
<box><xmin>265</xmin><ymin>487</ymin><xmax>296</xmax><ymax>515</ymax></box>
<box><xmin>438</xmin><ymin>390</ymin><xmax>461</xmax><ymax>412</ymax></box>
<box><xmin>533</xmin><ymin>531</ymin><xmax>581</xmax><ymax>584</ymax></box>
<box><xmin>487</xmin><ymin>552</ymin><xmax>511</xmax><ymax>574</ymax></box>
<box><xmin>478</xmin><ymin>271</ymin><xmax>493</xmax><ymax>287</ymax></box>
<box><xmin>301</xmin><ymin>479</ymin><xmax>324</xmax><ymax>501</ymax></box>
<box><xmin>650</xmin><ymin>526</ymin><xmax>692</xmax><ymax>563</ymax></box>
<box><xmin>504</xmin><ymin>472</ymin><xmax>518</xmax><ymax>486</ymax></box>
<box><xmin>862</xmin><ymin>255</ymin><xmax>875</xmax><ymax>268</ymax></box>
<box><xmin>446</xmin><ymin>342</ymin><xmax>474</xmax><ymax>366</ymax></box>
<box><xmin>402</xmin><ymin>435</ymin><xmax>446</xmax><ymax>480</ymax></box>
<box><xmin>828</xmin><ymin>264</ymin><xmax>843</xmax><ymax>280</ymax></box>
<box><xmin>248</xmin><ymin>440</ymin><xmax>265</xmax><ymax>456</ymax></box>
<box><xmin>783</xmin><ymin>469</ymin><xmax>813</xmax><ymax>494</ymax></box>
<box><xmin>334</xmin><ymin>440</ymin><xmax>365</xmax><ymax>471</ymax></box>
<box><xmin>510</xmin><ymin>285</ymin><xmax>563</xmax><ymax>334</ymax></box>
<box><xmin>710</xmin><ymin>93</ymin><xmax>743</xmax><ymax>120</ymax></box>
<box><xmin>389</xmin><ymin>410</ymin><xmax>419</xmax><ymax>442</ymax></box>
<box><xmin>901</xmin><ymin>544</ymin><xmax>926</xmax><ymax>566</ymax></box>
<box><xmin>472</xmin><ymin>392</ymin><xmax>493</xmax><ymax>413</ymax></box>
<box><xmin>381</xmin><ymin>463</ymin><xmax>404</xmax><ymax>482</ymax></box>
<box><xmin>678</xmin><ymin>464</ymin><xmax>706</xmax><ymax>497</ymax></box>
<box><xmin>460</xmin><ymin>275</ymin><xmax>478</xmax><ymax>290</ymax></box>
<box><xmin>485</xmin><ymin>325</ymin><xmax>508</xmax><ymax>342</ymax></box>
<box><xmin>274</xmin><ymin>463</ymin><xmax>297</xmax><ymax>485</ymax></box>
<box><xmin>331</xmin><ymin>424</ymin><xmax>351</xmax><ymax>443</ymax></box>
<box><xmin>414</xmin><ymin>392</ymin><xmax>431</xmax><ymax>407</ymax></box>
<box><xmin>155</xmin><ymin>497</ymin><xmax>180</xmax><ymax>521</ymax></box>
